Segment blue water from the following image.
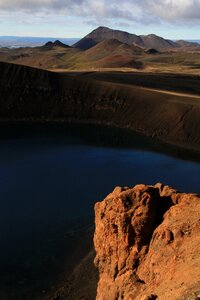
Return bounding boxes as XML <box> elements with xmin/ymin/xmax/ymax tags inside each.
<box><xmin>0</xmin><ymin>123</ymin><xmax>199</xmax><ymax>299</ymax></box>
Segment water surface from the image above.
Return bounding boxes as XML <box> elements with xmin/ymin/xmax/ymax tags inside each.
<box><xmin>0</xmin><ymin>123</ymin><xmax>199</xmax><ymax>299</ymax></box>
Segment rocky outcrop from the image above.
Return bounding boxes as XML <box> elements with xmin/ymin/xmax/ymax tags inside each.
<box><xmin>94</xmin><ymin>183</ymin><xmax>200</xmax><ymax>300</ymax></box>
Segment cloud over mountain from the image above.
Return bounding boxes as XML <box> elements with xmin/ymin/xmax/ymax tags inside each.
<box><xmin>0</xmin><ymin>0</ymin><xmax>200</xmax><ymax>24</ymax></box>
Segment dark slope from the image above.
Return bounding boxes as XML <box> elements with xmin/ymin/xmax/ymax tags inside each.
<box><xmin>1</xmin><ymin>62</ymin><xmax>200</xmax><ymax>152</ymax></box>
<box><xmin>74</xmin><ymin>26</ymin><xmax>178</xmax><ymax>51</ymax></box>
<box><xmin>80</xmin><ymin>71</ymin><xmax>200</xmax><ymax>95</ymax></box>
<box><xmin>73</xmin><ymin>37</ymin><xmax>98</xmax><ymax>50</ymax></box>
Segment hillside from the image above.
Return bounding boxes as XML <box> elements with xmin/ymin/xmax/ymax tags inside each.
<box><xmin>67</xmin><ymin>39</ymin><xmax>144</xmax><ymax>69</ymax></box>
<box><xmin>74</xmin><ymin>26</ymin><xmax>178</xmax><ymax>50</ymax></box>
<box><xmin>1</xmin><ymin>62</ymin><xmax>200</xmax><ymax>152</ymax></box>
<box><xmin>0</xmin><ymin>42</ymin><xmax>81</xmax><ymax>69</ymax></box>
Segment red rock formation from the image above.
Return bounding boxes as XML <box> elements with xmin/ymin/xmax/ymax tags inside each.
<box><xmin>94</xmin><ymin>183</ymin><xmax>200</xmax><ymax>300</ymax></box>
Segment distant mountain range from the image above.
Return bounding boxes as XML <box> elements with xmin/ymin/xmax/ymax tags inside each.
<box><xmin>0</xmin><ymin>26</ymin><xmax>200</xmax><ymax>72</ymax></box>
<box><xmin>0</xmin><ymin>27</ymin><xmax>199</xmax><ymax>50</ymax></box>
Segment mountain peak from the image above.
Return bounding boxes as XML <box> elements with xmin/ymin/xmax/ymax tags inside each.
<box><xmin>42</xmin><ymin>40</ymin><xmax>70</xmax><ymax>49</ymax></box>
<box><xmin>89</xmin><ymin>26</ymin><xmax>112</xmax><ymax>35</ymax></box>
<box><xmin>74</xmin><ymin>26</ymin><xmax>180</xmax><ymax>51</ymax></box>
<box><xmin>93</xmin><ymin>26</ymin><xmax>110</xmax><ymax>31</ymax></box>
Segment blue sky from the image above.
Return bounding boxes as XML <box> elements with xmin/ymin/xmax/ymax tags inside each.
<box><xmin>0</xmin><ymin>0</ymin><xmax>200</xmax><ymax>39</ymax></box>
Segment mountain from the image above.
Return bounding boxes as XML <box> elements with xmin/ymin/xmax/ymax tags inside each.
<box><xmin>140</xmin><ymin>33</ymin><xmax>177</xmax><ymax>49</ymax></box>
<box><xmin>41</xmin><ymin>40</ymin><xmax>70</xmax><ymax>50</ymax></box>
<box><xmin>74</xmin><ymin>26</ymin><xmax>178</xmax><ymax>51</ymax></box>
<box><xmin>176</xmin><ymin>40</ymin><xmax>199</xmax><ymax>47</ymax></box>
<box><xmin>175</xmin><ymin>40</ymin><xmax>200</xmax><ymax>51</ymax></box>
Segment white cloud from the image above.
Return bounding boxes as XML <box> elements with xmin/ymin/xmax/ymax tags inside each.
<box><xmin>150</xmin><ymin>0</ymin><xmax>200</xmax><ymax>22</ymax></box>
<box><xmin>0</xmin><ymin>0</ymin><xmax>200</xmax><ymax>24</ymax></box>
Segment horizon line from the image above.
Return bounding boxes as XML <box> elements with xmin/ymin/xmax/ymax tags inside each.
<box><xmin>0</xmin><ymin>35</ymin><xmax>199</xmax><ymax>41</ymax></box>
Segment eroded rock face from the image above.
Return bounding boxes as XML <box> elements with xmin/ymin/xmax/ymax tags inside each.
<box><xmin>94</xmin><ymin>183</ymin><xmax>200</xmax><ymax>300</ymax></box>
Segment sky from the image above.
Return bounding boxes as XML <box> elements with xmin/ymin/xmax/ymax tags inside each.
<box><xmin>0</xmin><ymin>0</ymin><xmax>200</xmax><ymax>39</ymax></box>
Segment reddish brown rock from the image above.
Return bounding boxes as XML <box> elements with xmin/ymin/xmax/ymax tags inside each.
<box><xmin>94</xmin><ymin>183</ymin><xmax>200</xmax><ymax>300</ymax></box>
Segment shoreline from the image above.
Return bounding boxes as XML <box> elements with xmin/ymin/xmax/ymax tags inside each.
<box><xmin>1</xmin><ymin>61</ymin><xmax>200</xmax><ymax>154</ymax></box>
<box><xmin>1</xmin><ymin>118</ymin><xmax>200</xmax><ymax>158</ymax></box>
